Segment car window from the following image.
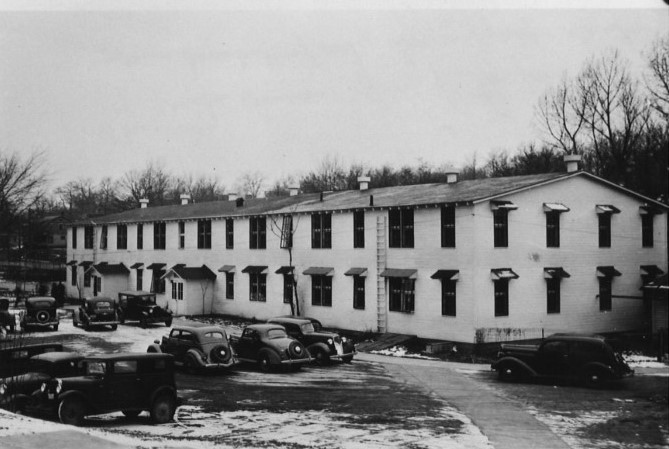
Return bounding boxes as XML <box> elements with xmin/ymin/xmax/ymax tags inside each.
<box><xmin>203</xmin><ymin>331</ymin><xmax>225</xmax><ymax>340</ymax></box>
<box><xmin>300</xmin><ymin>323</ymin><xmax>315</xmax><ymax>333</ymax></box>
<box><xmin>169</xmin><ymin>329</ymin><xmax>180</xmax><ymax>338</ymax></box>
<box><xmin>179</xmin><ymin>331</ymin><xmax>194</xmax><ymax>342</ymax></box>
<box><xmin>242</xmin><ymin>329</ymin><xmax>256</xmax><ymax>339</ymax></box>
<box><xmin>86</xmin><ymin>361</ymin><xmax>106</xmax><ymax>376</ymax></box>
<box><xmin>10</xmin><ymin>350</ymin><xmax>29</xmax><ymax>359</ymax></box>
<box><xmin>32</xmin><ymin>301</ymin><xmax>53</xmax><ymax>308</ymax></box>
<box><xmin>542</xmin><ymin>341</ymin><xmax>568</xmax><ymax>356</ymax></box>
<box><xmin>95</xmin><ymin>301</ymin><xmax>112</xmax><ymax>309</ymax></box>
<box><xmin>268</xmin><ymin>329</ymin><xmax>287</xmax><ymax>339</ymax></box>
<box><xmin>114</xmin><ymin>360</ymin><xmax>138</xmax><ymax>374</ymax></box>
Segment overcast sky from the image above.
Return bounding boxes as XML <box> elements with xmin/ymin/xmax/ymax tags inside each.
<box><xmin>0</xmin><ymin>0</ymin><xmax>666</xmax><ymax>194</ymax></box>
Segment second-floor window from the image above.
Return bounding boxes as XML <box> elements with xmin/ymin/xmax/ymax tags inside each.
<box><xmin>178</xmin><ymin>221</ymin><xmax>185</xmax><ymax>249</ymax></box>
<box><xmin>72</xmin><ymin>227</ymin><xmax>77</xmax><ymax>249</ymax></box>
<box><xmin>100</xmin><ymin>225</ymin><xmax>108</xmax><ymax>249</ymax></box>
<box><xmin>389</xmin><ymin>208</ymin><xmax>414</xmax><ymax>248</ymax></box>
<box><xmin>311</xmin><ymin>213</ymin><xmax>332</xmax><ymax>249</ymax></box>
<box><xmin>226</xmin><ymin>219</ymin><xmax>234</xmax><ymax>249</ymax></box>
<box><xmin>598</xmin><ymin>214</ymin><xmax>611</xmax><ymax>248</ymax></box>
<box><xmin>546</xmin><ymin>212</ymin><xmax>560</xmax><ymax>248</ymax></box>
<box><xmin>493</xmin><ymin>210</ymin><xmax>508</xmax><ymax>248</ymax></box>
<box><xmin>249</xmin><ymin>217</ymin><xmax>266</xmax><ymax>249</ymax></box>
<box><xmin>84</xmin><ymin>226</ymin><xmax>94</xmax><ymax>249</ymax></box>
<box><xmin>137</xmin><ymin>224</ymin><xmax>143</xmax><ymax>250</ymax></box>
<box><xmin>441</xmin><ymin>206</ymin><xmax>455</xmax><ymax>248</ymax></box>
<box><xmin>280</xmin><ymin>215</ymin><xmax>293</xmax><ymax>249</ymax></box>
<box><xmin>353</xmin><ymin>210</ymin><xmax>365</xmax><ymax>248</ymax></box>
<box><xmin>197</xmin><ymin>219</ymin><xmax>211</xmax><ymax>249</ymax></box>
<box><xmin>154</xmin><ymin>223</ymin><xmax>166</xmax><ymax>250</ymax></box>
<box><xmin>117</xmin><ymin>225</ymin><xmax>127</xmax><ymax>250</ymax></box>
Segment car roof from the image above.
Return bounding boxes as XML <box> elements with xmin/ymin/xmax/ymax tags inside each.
<box><xmin>246</xmin><ymin>323</ymin><xmax>287</xmax><ymax>332</ymax></box>
<box><xmin>172</xmin><ymin>325</ymin><xmax>226</xmax><ymax>334</ymax></box>
<box><xmin>118</xmin><ymin>290</ymin><xmax>155</xmax><ymax>297</ymax></box>
<box><xmin>268</xmin><ymin>317</ymin><xmax>311</xmax><ymax>326</ymax></box>
<box><xmin>546</xmin><ymin>333</ymin><xmax>607</xmax><ymax>343</ymax></box>
<box><xmin>84</xmin><ymin>352</ymin><xmax>173</xmax><ymax>361</ymax></box>
<box><xmin>31</xmin><ymin>351</ymin><xmax>83</xmax><ymax>362</ymax></box>
<box><xmin>26</xmin><ymin>296</ymin><xmax>56</xmax><ymax>303</ymax></box>
<box><xmin>0</xmin><ymin>342</ymin><xmax>63</xmax><ymax>352</ymax></box>
<box><xmin>85</xmin><ymin>296</ymin><xmax>114</xmax><ymax>303</ymax></box>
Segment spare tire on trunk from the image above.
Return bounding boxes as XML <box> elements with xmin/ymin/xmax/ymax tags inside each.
<box><xmin>210</xmin><ymin>345</ymin><xmax>231</xmax><ymax>363</ymax></box>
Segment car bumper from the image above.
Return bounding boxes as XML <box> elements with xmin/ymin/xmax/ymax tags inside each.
<box><xmin>22</xmin><ymin>320</ymin><xmax>58</xmax><ymax>328</ymax></box>
<box><xmin>329</xmin><ymin>350</ymin><xmax>356</xmax><ymax>361</ymax></box>
<box><xmin>280</xmin><ymin>357</ymin><xmax>312</xmax><ymax>365</ymax></box>
<box><xmin>89</xmin><ymin>320</ymin><xmax>120</xmax><ymax>326</ymax></box>
<box><xmin>201</xmin><ymin>358</ymin><xmax>239</xmax><ymax>369</ymax></box>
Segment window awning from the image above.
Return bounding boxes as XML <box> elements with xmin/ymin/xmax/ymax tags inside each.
<box><xmin>543</xmin><ymin>203</ymin><xmax>570</xmax><ymax>213</ymax></box>
<box><xmin>241</xmin><ymin>265</ymin><xmax>268</xmax><ymax>274</ymax></box>
<box><xmin>597</xmin><ymin>266</ymin><xmax>622</xmax><ymax>278</ymax></box>
<box><xmin>164</xmin><ymin>265</ymin><xmax>216</xmax><ymax>281</ymax></box>
<box><xmin>218</xmin><ymin>265</ymin><xmax>236</xmax><ymax>273</ymax></box>
<box><xmin>79</xmin><ymin>261</ymin><xmax>93</xmax><ymax>267</ymax></box>
<box><xmin>303</xmin><ymin>267</ymin><xmax>334</xmax><ymax>276</ymax></box>
<box><xmin>92</xmin><ymin>263</ymin><xmax>130</xmax><ymax>275</ymax></box>
<box><xmin>430</xmin><ymin>270</ymin><xmax>460</xmax><ymax>280</ymax></box>
<box><xmin>490</xmin><ymin>268</ymin><xmax>519</xmax><ymax>280</ymax></box>
<box><xmin>146</xmin><ymin>263</ymin><xmax>166</xmax><ymax>270</ymax></box>
<box><xmin>544</xmin><ymin>267</ymin><xmax>571</xmax><ymax>279</ymax></box>
<box><xmin>344</xmin><ymin>267</ymin><xmax>368</xmax><ymax>277</ymax></box>
<box><xmin>639</xmin><ymin>205</ymin><xmax>663</xmax><ymax>215</ymax></box>
<box><xmin>66</xmin><ymin>260</ymin><xmax>78</xmax><ymax>266</ymax></box>
<box><xmin>490</xmin><ymin>200</ymin><xmax>518</xmax><ymax>211</ymax></box>
<box><xmin>275</xmin><ymin>266</ymin><xmax>294</xmax><ymax>275</ymax></box>
<box><xmin>380</xmin><ymin>268</ymin><xmax>417</xmax><ymax>279</ymax></box>
<box><xmin>640</xmin><ymin>265</ymin><xmax>664</xmax><ymax>277</ymax></box>
<box><xmin>643</xmin><ymin>273</ymin><xmax>668</xmax><ymax>291</ymax></box>
<box><xmin>130</xmin><ymin>263</ymin><xmax>144</xmax><ymax>269</ymax></box>
<box><xmin>596</xmin><ymin>205</ymin><xmax>621</xmax><ymax>215</ymax></box>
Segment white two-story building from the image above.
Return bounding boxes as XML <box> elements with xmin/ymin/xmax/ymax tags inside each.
<box><xmin>66</xmin><ymin>158</ymin><xmax>667</xmax><ymax>344</ymax></box>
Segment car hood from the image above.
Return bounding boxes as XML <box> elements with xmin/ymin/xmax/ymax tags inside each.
<box><xmin>1</xmin><ymin>372</ymin><xmax>50</xmax><ymax>385</ymax></box>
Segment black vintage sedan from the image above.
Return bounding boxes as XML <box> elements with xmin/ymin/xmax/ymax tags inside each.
<box><xmin>231</xmin><ymin>324</ymin><xmax>311</xmax><ymax>372</ymax></box>
<box><xmin>20</xmin><ymin>296</ymin><xmax>59</xmax><ymax>332</ymax></box>
<box><xmin>73</xmin><ymin>297</ymin><xmax>120</xmax><ymax>331</ymax></box>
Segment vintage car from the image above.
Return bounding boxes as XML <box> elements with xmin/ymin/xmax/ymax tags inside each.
<box><xmin>117</xmin><ymin>291</ymin><xmax>173</xmax><ymax>328</ymax></box>
<box><xmin>73</xmin><ymin>296</ymin><xmax>120</xmax><ymax>330</ymax></box>
<box><xmin>0</xmin><ymin>343</ymin><xmax>64</xmax><ymax>378</ymax></box>
<box><xmin>0</xmin><ymin>351</ymin><xmax>84</xmax><ymax>411</ymax></box>
<box><xmin>20</xmin><ymin>296</ymin><xmax>59</xmax><ymax>331</ymax></box>
<box><xmin>231</xmin><ymin>324</ymin><xmax>311</xmax><ymax>372</ymax></box>
<box><xmin>276</xmin><ymin>315</ymin><xmax>324</xmax><ymax>332</ymax></box>
<box><xmin>0</xmin><ymin>298</ymin><xmax>16</xmax><ymax>333</ymax></box>
<box><xmin>27</xmin><ymin>352</ymin><xmax>178</xmax><ymax>426</ymax></box>
<box><xmin>147</xmin><ymin>325</ymin><xmax>237</xmax><ymax>372</ymax></box>
<box><xmin>267</xmin><ymin>317</ymin><xmax>356</xmax><ymax>365</ymax></box>
<box><xmin>491</xmin><ymin>333</ymin><xmax>634</xmax><ymax>388</ymax></box>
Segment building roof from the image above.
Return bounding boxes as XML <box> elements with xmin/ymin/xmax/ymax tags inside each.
<box><xmin>90</xmin><ymin>263</ymin><xmax>130</xmax><ymax>275</ymax></box>
<box><xmin>73</xmin><ymin>171</ymin><xmax>668</xmax><ymax>226</ymax></box>
<box><xmin>164</xmin><ymin>264</ymin><xmax>216</xmax><ymax>281</ymax></box>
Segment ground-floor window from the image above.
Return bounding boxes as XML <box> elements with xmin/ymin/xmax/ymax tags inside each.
<box><xmin>311</xmin><ymin>275</ymin><xmax>332</xmax><ymax>307</ymax></box>
<box><xmin>136</xmin><ymin>269</ymin><xmax>143</xmax><ymax>291</ymax></box>
<box><xmin>441</xmin><ymin>280</ymin><xmax>456</xmax><ymax>316</ymax></box>
<box><xmin>353</xmin><ymin>276</ymin><xmax>365</xmax><ymax>310</ymax></box>
<box><xmin>71</xmin><ymin>266</ymin><xmax>77</xmax><ymax>286</ymax></box>
<box><xmin>283</xmin><ymin>274</ymin><xmax>294</xmax><ymax>304</ymax></box>
<box><xmin>226</xmin><ymin>273</ymin><xmax>234</xmax><ymax>299</ymax></box>
<box><xmin>389</xmin><ymin>277</ymin><xmax>414</xmax><ymax>313</ymax></box>
<box><xmin>599</xmin><ymin>278</ymin><xmax>612</xmax><ymax>311</ymax></box>
<box><xmin>84</xmin><ymin>270</ymin><xmax>91</xmax><ymax>287</ymax></box>
<box><xmin>93</xmin><ymin>276</ymin><xmax>101</xmax><ymax>297</ymax></box>
<box><xmin>151</xmin><ymin>269</ymin><xmax>166</xmax><ymax>294</ymax></box>
<box><xmin>172</xmin><ymin>281</ymin><xmax>184</xmax><ymax>301</ymax></box>
<box><xmin>546</xmin><ymin>278</ymin><xmax>560</xmax><ymax>314</ymax></box>
<box><xmin>494</xmin><ymin>280</ymin><xmax>509</xmax><ymax>316</ymax></box>
<box><xmin>249</xmin><ymin>273</ymin><xmax>266</xmax><ymax>302</ymax></box>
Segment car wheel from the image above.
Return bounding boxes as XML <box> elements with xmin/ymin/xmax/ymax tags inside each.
<box><xmin>312</xmin><ymin>348</ymin><xmax>328</xmax><ymax>366</ymax></box>
<box><xmin>287</xmin><ymin>341</ymin><xmax>306</xmax><ymax>359</ymax></box>
<box><xmin>184</xmin><ymin>355</ymin><xmax>199</xmax><ymax>374</ymax></box>
<box><xmin>342</xmin><ymin>355</ymin><xmax>354</xmax><ymax>364</ymax></box>
<box><xmin>53</xmin><ymin>324</ymin><xmax>59</xmax><ymax>331</ymax></box>
<box><xmin>122</xmin><ymin>409</ymin><xmax>141</xmax><ymax>419</ymax></box>
<box><xmin>119</xmin><ymin>315</ymin><xmax>125</xmax><ymax>324</ymax></box>
<box><xmin>498</xmin><ymin>364</ymin><xmax>522</xmax><ymax>382</ymax></box>
<box><xmin>582</xmin><ymin>368</ymin><xmax>606</xmax><ymax>388</ymax></box>
<box><xmin>72</xmin><ymin>320</ymin><xmax>78</xmax><ymax>328</ymax></box>
<box><xmin>210</xmin><ymin>345</ymin><xmax>231</xmax><ymax>364</ymax></box>
<box><xmin>150</xmin><ymin>394</ymin><xmax>176</xmax><ymax>424</ymax></box>
<box><xmin>165</xmin><ymin>317</ymin><xmax>173</xmax><ymax>327</ymax></box>
<box><xmin>36</xmin><ymin>310</ymin><xmax>50</xmax><ymax>323</ymax></box>
<box><xmin>111</xmin><ymin>324</ymin><xmax>118</xmax><ymax>331</ymax></box>
<box><xmin>58</xmin><ymin>396</ymin><xmax>86</xmax><ymax>426</ymax></box>
<box><xmin>258</xmin><ymin>354</ymin><xmax>272</xmax><ymax>373</ymax></box>
<box><xmin>140</xmin><ymin>318</ymin><xmax>148</xmax><ymax>329</ymax></box>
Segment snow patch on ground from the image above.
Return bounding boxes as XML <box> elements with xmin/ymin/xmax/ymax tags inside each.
<box><xmin>624</xmin><ymin>354</ymin><xmax>668</xmax><ymax>370</ymax></box>
<box><xmin>370</xmin><ymin>345</ymin><xmax>440</xmax><ymax>360</ymax></box>
<box><xmin>526</xmin><ymin>406</ymin><xmax>620</xmax><ymax>449</ymax></box>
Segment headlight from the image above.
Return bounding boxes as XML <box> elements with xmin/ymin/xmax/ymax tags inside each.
<box><xmin>56</xmin><ymin>379</ymin><xmax>63</xmax><ymax>394</ymax></box>
<box><xmin>149</xmin><ymin>309</ymin><xmax>153</xmax><ymax>314</ymax></box>
<box><xmin>0</xmin><ymin>383</ymin><xmax>7</xmax><ymax>395</ymax></box>
<box><xmin>327</xmin><ymin>338</ymin><xmax>333</xmax><ymax>345</ymax></box>
<box><xmin>341</xmin><ymin>337</ymin><xmax>348</xmax><ymax>343</ymax></box>
<box><xmin>40</xmin><ymin>383</ymin><xmax>47</xmax><ymax>393</ymax></box>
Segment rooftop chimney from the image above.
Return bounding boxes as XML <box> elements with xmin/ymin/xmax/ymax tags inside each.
<box><xmin>357</xmin><ymin>176</ymin><xmax>371</xmax><ymax>191</ymax></box>
<box><xmin>564</xmin><ymin>153</ymin><xmax>582</xmax><ymax>173</ymax></box>
<box><xmin>139</xmin><ymin>199</ymin><xmax>149</xmax><ymax>209</ymax></box>
<box><xmin>180</xmin><ymin>194</ymin><xmax>190</xmax><ymax>205</ymax></box>
<box><xmin>444</xmin><ymin>167</ymin><xmax>460</xmax><ymax>184</ymax></box>
<box><xmin>228</xmin><ymin>193</ymin><xmax>238</xmax><ymax>201</ymax></box>
<box><xmin>289</xmin><ymin>185</ymin><xmax>299</xmax><ymax>196</ymax></box>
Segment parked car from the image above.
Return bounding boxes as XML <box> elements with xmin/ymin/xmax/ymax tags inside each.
<box><xmin>73</xmin><ymin>296</ymin><xmax>120</xmax><ymax>331</ymax></box>
<box><xmin>0</xmin><ymin>351</ymin><xmax>84</xmax><ymax>411</ymax></box>
<box><xmin>230</xmin><ymin>324</ymin><xmax>311</xmax><ymax>372</ymax></box>
<box><xmin>267</xmin><ymin>317</ymin><xmax>356</xmax><ymax>365</ymax></box>
<box><xmin>117</xmin><ymin>291</ymin><xmax>173</xmax><ymax>328</ymax></box>
<box><xmin>147</xmin><ymin>325</ymin><xmax>237</xmax><ymax>373</ymax></box>
<box><xmin>491</xmin><ymin>333</ymin><xmax>634</xmax><ymax>388</ymax></box>
<box><xmin>0</xmin><ymin>343</ymin><xmax>64</xmax><ymax>378</ymax></box>
<box><xmin>276</xmin><ymin>315</ymin><xmax>324</xmax><ymax>332</ymax></box>
<box><xmin>27</xmin><ymin>352</ymin><xmax>178</xmax><ymax>426</ymax></box>
<box><xmin>0</xmin><ymin>298</ymin><xmax>15</xmax><ymax>333</ymax></box>
<box><xmin>20</xmin><ymin>297</ymin><xmax>59</xmax><ymax>331</ymax></box>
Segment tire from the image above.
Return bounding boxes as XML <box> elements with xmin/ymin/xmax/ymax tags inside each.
<box><xmin>140</xmin><ymin>318</ymin><xmax>147</xmax><ymax>329</ymax></box>
<box><xmin>312</xmin><ymin>348</ymin><xmax>328</xmax><ymax>366</ymax></box>
<box><xmin>58</xmin><ymin>396</ymin><xmax>86</xmax><ymax>426</ymax></box>
<box><xmin>36</xmin><ymin>310</ymin><xmax>50</xmax><ymax>323</ymax></box>
<box><xmin>210</xmin><ymin>345</ymin><xmax>232</xmax><ymax>364</ymax></box>
<box><xmin>288</xmin><ymin>341</ymin><xmax>305</xmax><ymax>359</ymax></box>
<box><xmin>72</xmin><ymin>320</ymin><xmax>78</xmax><ymax>328</ymax></box>
<box><xmin>150</xmin><ymin>394</ymin><xmax>175</xmax><ymax>424</ymax></box>
<box><xmin>582</xmin><ymin>368</ymin><xmax>606</xmax><ymax>388</ymax></box>
<box><xmin>165</xmin><ymin>317</ymin><xmax>173</xmax><ymax>327</ymax></box>
<box><xmin>498</xmin><ymin>364</ymin><xmax>523</xmax><ymax>383</ymax></box>
<box><xmin>111</xmin><ymin>324</ymin><xmax>118</xmax><ymax>331</ymax></box>
<box><xmin>258</xmin><ymin>353</ymin><xmax>272</xmax><ymax>373</ymax></box>
<box><xmin>53</xmin><ymin>324</ymin><xmax>59</xmax><ymax>331</ymax></box>
<box><xmin>342</xmin><ymin>355</ymin><xmax>354</xmax><ymax>364</ymax></box>
<box><xmin>184</xmin><ymin>354</ymin><xmax>199</xmax><ymax>374</ymax></box>
<box><xmin>147</xmin><ymin>346</ymin><xmax>161</xmax><ymax>353</ymax></box>
<box><xmin>122</xmin><ymin>409</ymin><xmax>141</xmax><ymax>419</ymax></box>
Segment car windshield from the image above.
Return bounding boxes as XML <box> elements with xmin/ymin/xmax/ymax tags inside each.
<box><xmin>300</xmin><ymin>323</ymin><xmax>315</xmax><ymax>333</ymax></box>
<box><xmin>139</xmin><ymin>297</ymin><xmax>156</xmax><ymax>305</ymax></box>
<box><xmin>86</xmin><ymin>361</ymin><xmax>106</xmax><ymax>376</ymax></box>
<box><xmin>267</xmin><ymin>329</ymin><xmax>288</xmax><ymax>339</ymax></box>
<box><xmin>202</xmin><ymin>331</ymin><xmax>226</xmax><ymax>340</ymax></box>
<box><xmin>93</xmin><ymin>301</ymin><xmax>112</xmax><ymax>309</ymax></box>
<box><xmin>31</xmin><ymin>301</ymin><xmax>54</xmax><ymax>308</ymax></box>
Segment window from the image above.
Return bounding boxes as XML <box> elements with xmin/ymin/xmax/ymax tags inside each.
<box><xmin>136</xmin><ymin>269</ymin><xmax>143</xmax><ymax>291</ymax></box>
<box><xmin>100</xmin><ymin>225</ymin><xmax>108</xmax><ymax>249</ymax></box>
<box><xmin>197</xmin><ymin>219</ymin><xmax>211</xmax><ymax>249</ymax></box>
<box><xmin>84</xmin><ymin>270</ymin><xmax>91</xmax><ymax>287</ymax></box>
<box><xmin>441</xmin><ymin>280</ymin><xmax>456</xmax><ymax>316</ymax></box>
<box><xmin>72</xmin><ymin>227</ymin><xmax>77</xmax><ymax>249</ymax></box>
<box><xmin>546</xmin><ymin>278</ymin><xmax>560</xmax><ymax>313</ymax></box>
<box><xmin>389</xmin><ymin>277</ymin><xmax>415</xmax><ymax>312</ymax></box>
<box><xmin>226</xmin><ymin>273</ymin><xmax>234</xmax><ymax>299</ymax></box>
<box><xmin>493</xmin><ymin>210</ymin><xmax>508</xmax><ymax>248</ymax></box>
<box><xmin>153</xmin><ymin>222</ymin><xmax>166</xmax><ymax>250</ymax></box>
<box><xmin>137</xmin><ymin>224</ymin><xmax>143</xmax><ymax>250</ymax></box>
<box><xmin>280</xmin><ymin>216</ymin><xmax>293</xmax><ymax>249</ymax></box>
<box><xmin>599</xmin><ymin>277</ymin><xmax>612</xmax><ymax>311</ymax></box>
<box><xmin>546</xmin><ymin>212</ymin><xmax>560</xmax><ymax>248</ymax></box>
<box><xmin>178</xmin><ymin>221</ymin><xmax>185</xmax><ymax>249</ymax></box>
<box><xmin>389</xmin><ymin>208</ymin><xmax>414</xmax><ymax>248</ymax></box>
<box><xmin>171</xmin><ymin>281</ymin><xmax>184</xmax><ymax>300</ymax></box>
<box><xmin>70</xmin><ymin>266</ymin><xmax>77</xmax><ymax>286</ymax></box>
<box><xmin>598</xmin><ymin>214</ymin><xmax>611</xmax><ymax>248</ymax></box>
<box><xmin>311</xmin><ymin>213</ymin><xmax>332</xmax><ymax>249</ymax></box>
<box><xmin>494</xmin><ymin>280</ymin><xmax>509</xmax><ymax>316</ymax></box>
<box><xmin>441</xmin><ymin>206</ymin><xmax>455</xmax><ymax>248</ymax></box>
<box><xmin>641</xmin><ymin>214</ymin><xmax>654</xmax><ymax>248</ymax></box>
<box><xmin>117</xmin><ymin>225</ymin><xmax>127</xmax><ymax>250</ymax></box>
<box><xmin>249</xmin><ymin>217</ymin><xmax>266</xmax><ymax>249</ymax></box>
<box><xmin>84</xmin><ymin>226</ymin><xmax>94</xmax><ymax>249</ymax></box>
<box><xmin>311</xmin><ymin>275</ymin><xmax>332</xmax><ymax>306</ymax></box>
<box><xmin>151</xmin><ymin>268</ymin><xmax>166</xmax><ymax>294</ymax></box>
<box><xmin>226</xmin><ymin>219</ymin><xmax>234</xmax><ymax>249</ymax></box>
<box><xmin>353</xmin><ymin>276</ymin><xmax>365</xmax><ymax>310</ymax></box>
<box><xmin>249</xmin><ymin>273</ymin><xmax>266</xmax><ymax>302</ymax></box>
<box><xmin>93</xmin><ymin>276</ymin><xmax>101</xmax><ymax>296</ymax></box>
<box><xmin>283</xmin><ymin>274</ymin><xmax>294</xmax><ymax>303</ymax></box>
<box><xmin>353</xmin><ymin>210</ymin><xmax>365</xmax><ymax>248</ymax></box>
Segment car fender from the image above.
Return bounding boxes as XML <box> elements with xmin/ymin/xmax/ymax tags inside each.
<box><xmin>306</xmin><ymin>342</ymin><xmax>330</xmax><ymax>356</ymax></box>
<box><xmin>185</xmin><ymin>348</ymin><xmax>207</xmax><ymax>367</ymax></box>
<box><xmin>580</xmin><ymin>361</ymin><xmax>616</xmax><ymax>377</ymax></box>
<box><xmin>147</xmin><ymin>344</ymin><xmax>163</xmax><ymax>353</ymax></box>
<box><xmin>258</xmin><ymin>348</ymin><xmax>281</xmax><ymax>364</ymax></box>
<box><xmin>492</xmin><ymin>357</ymin><xmax>538</xmax><ymax>377</ymax></box>
<box><xmin>57</xmin><ymin>390</ymin><xmax>90</xmax><ymax>409</ymax></box>
<box><xmin>149</xmin><ymin>385</ymin><xmax>177</xmax><ymax>405</ymax></box>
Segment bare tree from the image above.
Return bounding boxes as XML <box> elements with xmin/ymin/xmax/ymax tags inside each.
<box><xmin>236</xmin><ymin>171</ymin><xmax>265</xmax><ymax>198</ymax></box>
<box><xmin>301</xmin><ymin>155</ymin><xmax>348</xmax><ymax>192</ymax></box>
<box><xmin>173</xmin><ymin>174</ymin><xmax>226</xmax><ymax>203</ymax></box>
<box><xmin>536</xmin><ymin>78</ymin><xmax>587</xmax><ymax>154</ymax></box>
<box><xmin>646</xmin><ymin>34</ymin><xmax>669</xmax><ymax>122</ymax></box>
<box><xmin>122</xmin><ymin>161</ymin><xmax>174</xmax><ymax>206</ymax></box>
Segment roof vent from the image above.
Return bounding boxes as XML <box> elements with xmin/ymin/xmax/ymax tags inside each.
<box><xmin>228</xmin><ymin>193</ymin><xmax>238</xmax><ymax>201</ymax></box>
<box><xmin>564</xmin><ymin>153</ymin><xmax>582</xmax><ymax>173</ymax></box>
<box><xmin>444</xmin><ymin>167</ymin><xmax>459</xmax><ymax>184</ymax></box>
<box><xmin>358</xmin><ymin>176</ymin><xmax>371</xmax><ymax>190</ymax></box>
<box><xmin>139</xmin><ymin>199</ymin><xmax>149</xmax><ymax>209</ymax></box>
<box><xmin>289</xmin><ymin>185</ymin><xmax>299</xmax><ymax>196</ymax></box>
<box><xmin>180</xmin><ymin>194</ymin><xmax>190</xmax><ymax>205</ymax></box>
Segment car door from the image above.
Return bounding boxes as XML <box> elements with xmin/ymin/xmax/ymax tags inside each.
<box><xmin>538</xmin><ymin>340</ymin><xmax>571</xmax><ymax>377</ymax></box>
<box><xmin>107</xmin><ymin>359</ymin><xmax>145</xmax><ymax>411</ymax></box>
<box><xmin>237</xmin><ymin>329</ymin><xmax>260</xmax><ymax>360</ymax></box>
